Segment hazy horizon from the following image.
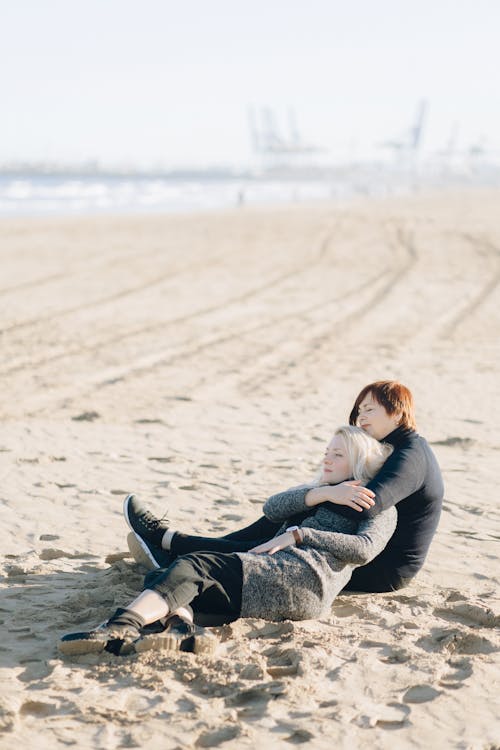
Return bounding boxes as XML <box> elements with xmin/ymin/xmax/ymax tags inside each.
<box><xmin>2</xmin><ymin>1</ymin><xmax>499</xmax><ymax>168</ymax></box>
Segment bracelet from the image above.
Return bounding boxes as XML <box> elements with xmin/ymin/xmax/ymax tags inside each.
<box><xmin>286</xmin><ymin>525</ymin><xmax>302</xmax><ymax>546</ymax></box>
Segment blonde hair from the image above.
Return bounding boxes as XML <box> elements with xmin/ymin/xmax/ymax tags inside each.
<box><xmin>314</xmin><ymin>425</ymin><xmax>393</xmax><ymax>485</ymax></box>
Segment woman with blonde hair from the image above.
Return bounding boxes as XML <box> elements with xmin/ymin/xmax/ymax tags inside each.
<box><xmin>60</xmin><ymin>426</ymin><xmax>397</xmax><ymax>656</ymax></box>
<box><xmin>124</xmin><ymin>380</ymin><xmax>443</xmax><ymax>595</ymax></box>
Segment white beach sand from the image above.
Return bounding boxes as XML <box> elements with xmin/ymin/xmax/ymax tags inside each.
<box><xmin>0</xmin><ymin>189</ymin><xmax>499</xmax><ymax>749</ymax></box>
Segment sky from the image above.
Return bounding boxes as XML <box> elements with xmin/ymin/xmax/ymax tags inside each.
<box><xmin>1</xmin><ymin>0</ymin><xmax>499</xmax><ymax>168</ymax></box>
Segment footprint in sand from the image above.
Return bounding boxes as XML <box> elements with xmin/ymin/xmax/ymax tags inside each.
<box><xmin>264</xmin><ymin>645</ymin><xmax>301</xmax><ymax>677</ymax></box>
<box><xmin>246</xmin><ymin>621</ymin><xmax>295</xmax><ymax>641</ymax></box>
<box><xmin>238</xmin><ymin>663</ymin><xmax>265</xmax><ymax>680</ymax></box>
<box><xmin>386</xmin><ymin>593</ymin><xmax>417</xmax><ymax>605</ymax></box>
<box><xmin>445</xmin><ymin>590</ymin><xmax>467</xmax><ymax>603</ymax></box>
<box><xmin>5</xmin><ymin>564</ymin><xmax>32</xmax><ymax>579</ymax></box>
<box><xmin>353</xmin><ymin>702</ymin><xmax>410</xmax><ymax>728</ymax></box>
<box><xmin>439</xmin><ymin>656</ymin><xmax>473</xmax><ymax>689</ymax></box>
<box><xmin>283</xmin><ymin>728</ymin><xmax>315</xmax><ymax>744</ymax></box>
<box><xmin>430</xmin><ymin>436</ymin><xmax>475</xmax><ymax>448</ymax></box>
<box><xmin>104</xmin><ymin>551</ymin><xmax>131</xmax><ymax>564</ymax></box>
<box><xmin>434</xmin><ymin>602</ymin><xmax>500</xmax><ymax>628</ymax></box>
<box><xmin>195</xmin><ymin>725</ymin><xmax>240</xmax><ymax>747</ymax></box>
<box><xmin>71</xmin><ymin>411</ymin><xmax>100</xmax><ymax>422</ymax></box>
<box><xmin>20</xmin><ymin>700</ymin><xmax>59</xmax><ymax>718</ymax></box>
<box><xmin>417</xmin><ymin>628</ymin><xmax>497</xmax><ymax>655</ymax></box>
<box><xmin>400</xmin><ymin>620</ymin><xmax>420</xmax><ymax>630</ymax></box>
<box><xmin>374</xmin><ymin>703</ymin><xmax>411</xmax><ymax>728</ymax></box>
<box><xmin>225</xmin><ymin>682</ymin><xmax>286</xmax><ymax>710</ymax></box>
<box><xmin>449</xmin><ymin>632</ymin><xmax>497</xmax><ymax>655</ymax></box>
<box><xmin>17</xmin><ymin>661</ymin><xmax>54</xmax><ymax>682</ymax></box>
<box><xmin>38</xmin><ymin>548</ymin><xmax>96</xmax><ymax>561</ymax></box>
<box><xmin>359</xmin><ymin>639</ymin><xmax>387</xmax><ymax>650</ymax></box>
<box><xmin>380</xmin><ymin>646</ymin><xmax>412</xmax><ymax>664</ymax></box>
<box><xmin>0</xmin><ymin>702</ymin><xmax>16</xmax><ymax>732</ymax></box>
<box><xmin>331</xmin><ymin>601</ymin><xmax>366</xmax><ymax>618</ymax></box>
<box><xmin>452</xmin><ymin>529</ymin><xmax>483</xmax><ymax>540</ymax></box>
<box><xmin>403</xmin><ymin>685</ymin><xmax>442</xmax><ymax>704</ymax></box>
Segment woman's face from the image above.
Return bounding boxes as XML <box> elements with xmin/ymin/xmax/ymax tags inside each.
<box><xmin>321</xmin><ymin>435</ymin><xmax>351</xmax><ymax>484</ymax></box>
<box><xmin>357</xmin><ymin>392</ymin><xmax>401</xmax><ymax>440</ymax></box>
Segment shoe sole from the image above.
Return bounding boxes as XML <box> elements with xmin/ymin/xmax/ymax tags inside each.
<box><xmin>127</xmin><ymin>532</ymin><xmax>158</xmax><ymax>571</ymax></box>
<box><xmin>58</xmin><ymin>635</ymin><xmax>128</xmax><ymax>657</ymax></box>
<box><xmin>58</xmin><ymin>638</ymin><xmax>107</xmax><ymax>656</ymax></box>
<box><xmin>123</xmin><ymin>494</ymin><xmax>137</xmax><ymax>533</ymax></box>
<box><xmin>59</xmin><ymin>625</ymin><xmax>217</xmax><ymax>658</ymax></box>
<box><xmin>134</xmin><ymin>627</ymin><xmax>218</xmax><ymax>656</ymax></box>
<box><xmin>123</xmin><ymin>495</ymin><xmax>160</xmax><ymax>570</ymax></box>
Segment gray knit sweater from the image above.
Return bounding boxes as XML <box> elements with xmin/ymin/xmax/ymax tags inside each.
<box><xmin>237</xmin><ymin>485</ymin><xmax>397</xmax><ymax>621</ymax></box>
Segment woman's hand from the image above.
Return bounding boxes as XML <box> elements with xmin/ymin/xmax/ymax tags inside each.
<box><xmin>332</xmin><ymin>481</ymin><xmax>376</xmax><ymax>511</ymax></box>
<box><xmin>305</xmin><ymin>481</ymin><xmax>375</xmax><ymax>512</ymax></box>
<box><xmin>249</xmin><ymin>531</ymin><xmax>296</xmax><ymax>555</ymax></box>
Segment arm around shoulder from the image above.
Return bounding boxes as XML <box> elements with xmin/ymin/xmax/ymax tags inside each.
<box><xmin>351</xmin><ymin>441</ymin><xmax>426</xmax><ymax>520</ymax></box>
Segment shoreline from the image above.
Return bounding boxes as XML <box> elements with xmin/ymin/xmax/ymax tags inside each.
<box><xmin>1</xmin><ymin>177</ymin><xmax>498</xmax><ymax>221</ymax></box>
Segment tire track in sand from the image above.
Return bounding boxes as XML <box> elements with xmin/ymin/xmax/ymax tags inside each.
<box><xmin>0</xmin><ymin>252</ymin><xmax>225</xmax><ymax>336</ymax></box>
<box><xmin>439</xmin><ymin>234</ymin><xmax>500</xmax><ymax>339</ymax></box>
<box><xmin>234</xmin><ymin>223</ymin><xmax>418</xmax><ymax>394</ymax></box>
<box><xmin>15</xmin><ymin>231</ymin><xmax>338</xmax><ymax>414</ymax></box>
<box><xmin>0</xmin><ymin>230</ymin><xmax>336</xmax><ymax>378</ymax></box>
<box><xmin>22</xmin><ymin>236</ymin><xmax>393</xmax><ymax>416</ymax></box>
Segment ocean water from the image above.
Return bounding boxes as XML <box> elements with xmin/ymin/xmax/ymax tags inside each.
<box><xmin>0</xmin><ymin>173</ymin><xmax>358</xmax><ymax>217</ymax></box>
<box><xmin>1</xmin><ymin>163</ymin><xmax>498</xmax><ymax>218</ymax></box>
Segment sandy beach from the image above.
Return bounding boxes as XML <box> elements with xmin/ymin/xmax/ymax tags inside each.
<box><xmin>0</xmin><ymin>189</ymin><xmax>499</xmax><ymax>749</ymax></box>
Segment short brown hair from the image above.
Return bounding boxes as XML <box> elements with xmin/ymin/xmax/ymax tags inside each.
<box><xmin>349</xmin><ymin>380</ymin><xmax>417</xmax><ymax>431</ymax></box>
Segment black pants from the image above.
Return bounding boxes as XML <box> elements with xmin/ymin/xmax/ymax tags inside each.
<box><xmin>170</xmin><ymin>515</ymin><xmax>281</xmax><ymax>556</ymax></box>
<box><xmin>144</xmin><ymin>551</ymin><xmax>244</xmax><ymax>626</ymax></box>
<box><xmin>343</xmin><ymin>560</ymin><xmax>412</xmax><ymax>593</ymax></box>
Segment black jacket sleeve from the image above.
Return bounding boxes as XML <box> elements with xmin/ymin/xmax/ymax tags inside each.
<box><xmin>332</xmin><ymin>441</ymin><xmax>426</xmax><ymax>521</ymax></box>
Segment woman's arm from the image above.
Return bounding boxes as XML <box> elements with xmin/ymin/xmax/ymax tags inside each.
<box><xmin>305</xmin><ymin>483</ymin><xmax>375</xmax><ymax>512</ymax></box>
<box><xmin>328</xmin><ymin>442</ymin><xmax>426</xmax><ymax>521</ymax></box>
<box><xmin>249</xmin><ymin>530</ymin><xmax>297</xmax><ymax>554</ymax></box>
<box><xmin>262</xmin><ymin>485</ymin><xmax>312</xmax><ymax>522</ymax></box>
<box><xmin>300</xmin><ymin>509</ymin><xmax>397</xmax><ymax>565</ymax></box>
<box><xmin>265</xmin><ymin>481</ymin><xmax>376</xmax><ymax>520</ymax></box>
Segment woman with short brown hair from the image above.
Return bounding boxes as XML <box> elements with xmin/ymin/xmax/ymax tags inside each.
<box><xmin>124</xmin><ymin>380</ymin><xmax>444</xmax><ymax>594</ymax></box>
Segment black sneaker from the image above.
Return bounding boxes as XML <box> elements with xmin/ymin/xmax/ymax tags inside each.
<box><xmin>127</xmin><ymin>531</ymin><xmax>174</xmax><ymax>571</ymax></box>
<box><xmin>59</xmin><ymin>620</ymin><xmax>141</xmax><ymax>657</ymax></box>
<box><xmin>123</xmin><ymin>494</ymin><xmax>169</xmax><ymax>546</ymax></box>
<box><xmin>134</xmin><ymin>615</ymin><xmax>218</xmax><ymax>655</ymax></box>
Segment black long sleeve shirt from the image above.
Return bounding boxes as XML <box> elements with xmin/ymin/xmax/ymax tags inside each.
<box><xmin>330</xmin><ymin>426</ymin><xmax>444</xmax><ymax>579</ymax></box>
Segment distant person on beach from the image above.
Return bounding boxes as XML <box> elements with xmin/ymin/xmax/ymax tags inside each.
<box><xmin>60</xmin><ymin>426</ymin><xmax>397</xmax><ymax>655</ymax></box>
<box><xmin>124</xmin><ymin>380</ymin><xmax>444</xmax><ymax>594</ymax></box>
